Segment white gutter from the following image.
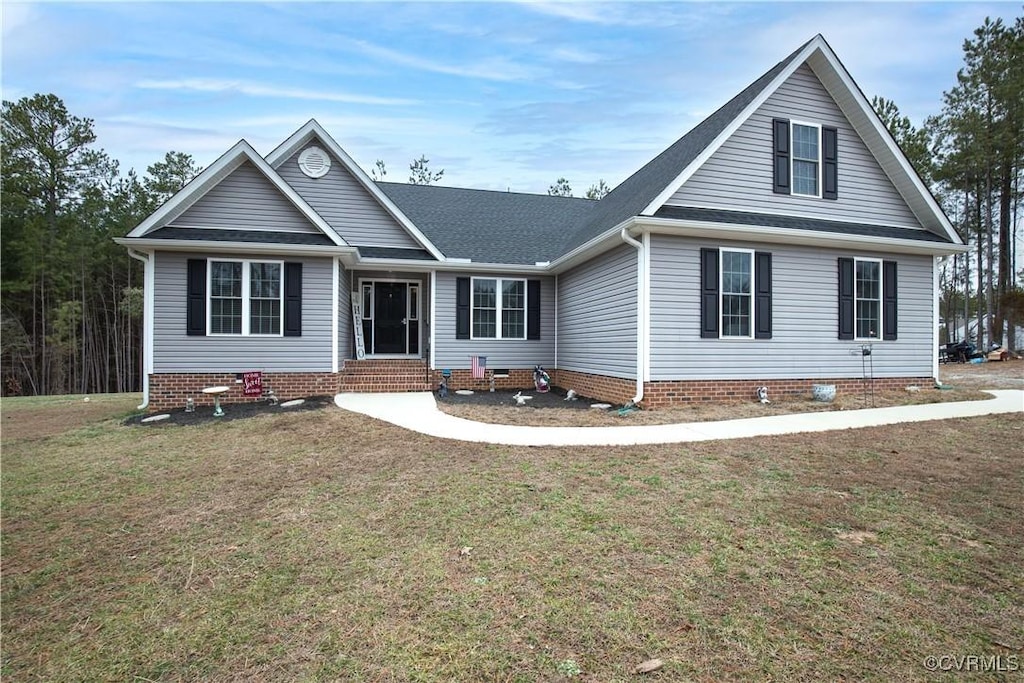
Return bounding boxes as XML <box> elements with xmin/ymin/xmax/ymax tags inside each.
<box><xmin>126</xmin><ymin>249</ymin><xmax>153</xmax><ymax>410</ymax></box>
<box><xmin>620</xmin><ymin>227</ymin><xmax>646</xmax><ymax>405</ymax></box>
<box><xmin>636</xmin><ymin>217</ymin><xmax>968</xmax><ymax>256</ymax></box>
<box><xmin>114</xmin><ymin>237</ymin><xmax>356</xmax><ymax>258</ymax></box>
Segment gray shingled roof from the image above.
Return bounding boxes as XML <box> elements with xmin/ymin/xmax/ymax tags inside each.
<box><xmin>358</xmin><ymin>246</ymin><xmax>436</xmax><ymax>260</ymax></box>
<box><xmin>149</xmin><ymin>227</ymin><xmax>335</xmax><ymax>246</ymax></box>
<box><xmin>378</xmin><ymin>183</ymin><xmax>596</xmax><ymax>265</ymax></box>
<box><xmin>654</xmin><ymin>206</ymin><xmax>951</xmax><ymax>243</ymax></box>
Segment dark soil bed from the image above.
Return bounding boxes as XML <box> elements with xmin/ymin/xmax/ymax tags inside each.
<box><xmin>435</xmin><ymin>386</ymin><xmax>621</xmax><ymax>411</ymax></box>
<box><xmin>124</xmin><ymin>395</ymin><xmax>334</xmax><ymax>427</ymax></box>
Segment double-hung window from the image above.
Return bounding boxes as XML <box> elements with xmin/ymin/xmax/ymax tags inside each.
<box><xmin>854</xmin><ymin>258</ymin><xmax>881</xmax><ymax>339</ymax></box>
<box><xmin>471</xmin><ymin>277</ymin><xmax>525</xmax><ymax>339</ymax></box>
<box><xmin>209</xmin><ymin>259</ymin><xmax>283</xmax><ymax>335</ymax></box>
<box><xmin>720</xmin><ymin>249</ymin><xmax>753</xmax><ymax>338</ymax></box>
<box><xmin>791</xmin><ymin>122</ymin><xmax>821</xmax><ymax>197</ymax></box>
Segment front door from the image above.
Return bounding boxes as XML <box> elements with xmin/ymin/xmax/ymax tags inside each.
<box><xmin>373</xmin><ymin>282</ymin><xmax>408</xmax><ymax>354</ymax></box>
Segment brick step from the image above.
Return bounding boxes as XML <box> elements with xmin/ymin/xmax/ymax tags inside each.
<box><xmin>340</xmin><ymin>367</ymin><xmax>429</xmax><ymax>375</ymax></box>
<box><xmin>338</xmin><ymin>383</ymin><xmax>432</xmax><ymax>392</ymax></box>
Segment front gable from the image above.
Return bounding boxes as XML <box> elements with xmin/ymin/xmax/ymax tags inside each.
<box><xmin>172</xmin><ymin>160</ymin><xmax>322</xmax><ymax>234</ymax></box>
<box><xmin>666</xmin><ymin>63</ymin><xmax>922</xmax><ymax>230</ymax></box>
<box><xmin>276</xmin><ymin>139</ymin><xmax>422</xmax><ymax>249</ymax></box>
<box><xmin>127</xmin><ymin>140</ymin><xmax>346</xmax><ymax>247</ymax></box>
<box><xmin>267</xmin><ymin>120</ymin><xmax>445</xmax><ymax>260</ymax></box>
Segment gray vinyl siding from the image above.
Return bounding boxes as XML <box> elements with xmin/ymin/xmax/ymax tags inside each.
<box><xmin>557</xmin><ymin>244</ymin><xmax>637</xmax><ymax>378</ymax></box>
<box><xmin>668</xmin><ymin>64</ymin><xmax>921</xmax><ymax>229</ymax></box>
<box><xmin>648</xmin><ymin>234</ymin><xmax>934</xmax><ymax>380</ymax></box>
<box><xmin>433</xmin><ymin>271</ymin><xmax>555</xmax><ymax>369</ymax></box>
<box><xmin>338</xmin><ymin>261</ymin><xmax>350</xmax><ymax>363</ymax></box>
<box><xmin>152</xmin><ymin>251</ymin><xmax>334</xmax><ymax>372</ymax></box>
<box><xmin>278</xmin><ymin>145</ymin><xmax>421</xmax><ymax>249</ymax></box>
<box><xmin>172</xmin><ymin>161</ymin><xmax>319</xmax><ymax>233</ymax></box>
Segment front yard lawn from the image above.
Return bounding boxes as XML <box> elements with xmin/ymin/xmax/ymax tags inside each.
<box><xmin>2</xmin><ymin>394</ymin><xmax>1021</xmax><ymax>681</ymax></box>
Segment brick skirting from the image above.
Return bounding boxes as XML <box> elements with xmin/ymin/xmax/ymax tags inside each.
<box><xmin>551</xmin><ymin>369</ymin><xmax>638</xmax><ymax>405</ymax></box>
<box><xmin>641</xmin><ymin>376</ymin><xmax>935</xmax><ymax>408</ymax></box>
<box><xmin>431</xmin><ymin>368</ymin><xmax>538</xmax><ymax>394</ymax></box>
<box><xmin>148</xmin><ymin>372</ymin><xmax>337</xmax><ymax>411</ymax></box>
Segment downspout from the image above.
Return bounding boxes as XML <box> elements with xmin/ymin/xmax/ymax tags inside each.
<box><xmin>620</xmin><ymin>227</ymin><xmax>645</xmax><ymax>404</ymax></box>
<box><xmin>127</xmin><ymin>249</ymin><xmax>151</xmax><ymax>410</ymax></box>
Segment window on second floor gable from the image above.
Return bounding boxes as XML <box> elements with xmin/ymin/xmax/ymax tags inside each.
<box><xmin>773</xmin><ymin>117</ymin><xmax>838</xmax><ymax>200</ymax></box>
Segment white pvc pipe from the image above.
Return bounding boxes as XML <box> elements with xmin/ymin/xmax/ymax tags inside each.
<box><xmin>620</xmin><ymin>228</ymin><xmax>645</xmax><ymax>405</ymax></box>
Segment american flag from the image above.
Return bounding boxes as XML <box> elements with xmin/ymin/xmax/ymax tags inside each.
<box><xmin>471</xmin><ymin>355</ymin><xmax>487</xmax><ymax>379</ymax></box>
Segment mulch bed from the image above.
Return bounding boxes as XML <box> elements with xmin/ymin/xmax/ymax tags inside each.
<box><xmin>124</xmin><ymin>395</ymin><xmax>334</xmax><ymax>427</ymax></box>
<box><xmin>435</xmin><ymin>386</ymin><xmax>622</xmax><ymax>411</ymax></box>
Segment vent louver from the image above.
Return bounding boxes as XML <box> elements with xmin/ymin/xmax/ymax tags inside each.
<box><xmin>298</xmin><ymin>146</ymin><xmax>330</xmax><ymax>178</ymax></box>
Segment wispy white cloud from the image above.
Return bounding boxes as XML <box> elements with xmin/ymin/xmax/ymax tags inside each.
<box><xmin>134</xmin><ymin>78</ymin><xmax>417</xmax><ymax>106</ymax></box>
<box><xmin>344</xmin><ymin>38</ymin><xmax>541</xmax><ymax>82</ymax></box>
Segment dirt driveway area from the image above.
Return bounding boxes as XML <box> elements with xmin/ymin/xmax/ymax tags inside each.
<box><xmin>939</xmin><ymin>358</ymin><xmax>1023</xmax><ymax>389</ymax></box>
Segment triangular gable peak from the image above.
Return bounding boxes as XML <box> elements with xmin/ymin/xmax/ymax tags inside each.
<box><xmin>127</xmin><ymin>140</ymin><xmax>347</xmax><ymax>246</ymax></box>
<box><xmin>266</xmin><ymin>120</ymin><xmax>445</xmax><ymax>260</ymax></box>
<box><xmin>642</xmin><ymin>35</ymin><xmax>961</xmax><ymax>244</ymax></box>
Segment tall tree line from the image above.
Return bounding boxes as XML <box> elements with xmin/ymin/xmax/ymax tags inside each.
<box><xmin>876</xmin><ymin>15</ymin><xmax>1024</xmax><ymax>349</ymax></box>
<box><xmin>1</xmin><ymin>94</ymin><xmax>201</xmax><ymax>396</ymax></box>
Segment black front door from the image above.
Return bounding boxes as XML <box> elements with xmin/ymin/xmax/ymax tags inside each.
<box><xmin>373</xmin><ymin>282</ymin><xmax>407</xmax><ymax>354</ymax></box>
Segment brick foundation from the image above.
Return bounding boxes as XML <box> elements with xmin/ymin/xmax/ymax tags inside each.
<box><xmin>551</xmin><ymin>369</ymin><xmax>638</xmax><ymax>405</ymax></box>
<box><xmin>431</xmin><ymin>368</ymin><xmax>538</xmax><ymax>394</ymax></box>
<box><xmin>148</xmin><ymin>372</ymin><xmax>337</xmax><ymax>411</ymax></box>
<box><xmin>641</xmin><ymin>376</ymin><xmax>935</xmax><ymax>408</ymax></box>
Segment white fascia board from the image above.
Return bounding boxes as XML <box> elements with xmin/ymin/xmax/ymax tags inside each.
<box><xmin>637</xmin><ymin>217</ymin><xmax>969</xmax><ymax>256</ymax></box>
<box><xmin>425</xmin><ymin>260</ymin><xmax>552</xmax><ymax>274</ymax></box>
<box><xmin>266</xmin><ymin>119</ymin><xmax>447</xmax><ymax>261</ymax></box>
<box><xmin>127</xmin><ymin>139</ymin><xmax>348</xmax><ymax>248</ymax></box>
<box><xmin>805</xmin><ymin>48</ymin><xmax>963</xmax><ymax>245</ymax></box>
<box><xmin>639</xmin><ymin>38</ymin><xmax>823</xmax><ymax>217</ymax></box>
<box><xmin>114</xmin><ymin>237</ymin><xmax>357</xmax><ymax>258</ymax></box>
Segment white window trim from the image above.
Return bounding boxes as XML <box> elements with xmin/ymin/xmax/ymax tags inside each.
<box><xmin>790</xmin><ymin>120</ymin><xmax>822</xmax><ymax>199</ymax></box>
<box><xmin>719</xmin><ymin>248</ymin><xmax>755</xmax><ymax>340</ymax></box>
<box><xmin>470</xmin><ymin>276</ymin><xmax>527</xmax><ymax>341</ymax></box>
<box><xmin>854</xmin><ymin>256</ymin><xmax>883</xmax><ymax>341</ymax></box>
<box><xmin>206</xmin><ymin>258</ymin><xmax>284</xmax><ymax>337</ymax></box>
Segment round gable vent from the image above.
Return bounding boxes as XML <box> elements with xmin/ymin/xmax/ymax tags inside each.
<box><xmin>298</xmin><ymin>146</ymin><xmax>331</xmax><ymax>178</ymax></box>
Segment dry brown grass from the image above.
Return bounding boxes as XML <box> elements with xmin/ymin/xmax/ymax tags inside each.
<box><xmin>438</xmin><ymin>385</ymin><xmax>992</xmax><ymax>427</ymax></box>
<box><xmin>0</xmin><ymin>393</ymin><xmax>141</xmax><ymax>441</ymax></box>
<box><xmin>2</xmin><ymin>394</ymin><xmax>1022</xmax><ymax>681</ymax></box>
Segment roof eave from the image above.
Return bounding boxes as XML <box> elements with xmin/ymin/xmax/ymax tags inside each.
<box><xmin>114</xmin><ymin>237</ymin><xmax>358</xmax><ymax>258</ymax></box>
<box><xmin>636</xmin><ymin>217</ymin><xmax>968</xmax><ymax>256</ymax></box>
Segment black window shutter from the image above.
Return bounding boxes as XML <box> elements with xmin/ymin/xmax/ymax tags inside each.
<box><xmin>186</xmin><ymin>259</ymin><xmax>206</xmax><ymax>336</ymax></box>
<box><xmin>822</xmin><ymin>126</ymin><xmax>838</xmax><ymax>200</ymax></box>
<box><xmin>455</xmin><ymin>277</ymin><xmax>470</xmax><ymax>339</ymax></box>
<box><xmin>838</xmin><ymin>257</ymin><xmax>854</xmax><ymax>340</ymax></box>
<box><xmin>754</xmin><ymin>252</ymin><xmax>772</xmax><ymax>339</ymax></box>
<box><xmin>527</xmin><ymin>280</ymin><xmax>541</xmax><ymax>340</ymax></box>
<box><xmin>772</xmin><ymin>118</ymin><xmax>791</xmax><ymax>195</ymax></box>
<box><xmin>700</xmin><ymin>248</ymin><xmax>719</xmax><ymax>338</ymax></box>
<box><xmin>882</xmin><ymin>260</ymin><xmax>898</xmax><ymax>340</ymax></box>
<box><xmin>284</xmin><ymin>262</ymin><xmax>302</xmax><ymax>337</ymax></box>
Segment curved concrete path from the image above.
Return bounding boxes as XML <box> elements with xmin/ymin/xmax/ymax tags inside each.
<box><xmin>335</xmin><ymin>390</ymin><xmax>1024</xmax><ymax>447</ymax></box>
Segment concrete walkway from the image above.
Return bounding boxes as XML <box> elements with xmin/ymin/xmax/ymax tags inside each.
<box><xmin>335</xmin><ymin>390</ymin><xmax>1024</xmax><ymax>447</ymax></box>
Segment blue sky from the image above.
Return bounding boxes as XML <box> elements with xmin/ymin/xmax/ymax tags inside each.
<box><xmin>2</xmin><ymin>2</ymin><xmax>1019</xmax><ymax>195</ymax></box>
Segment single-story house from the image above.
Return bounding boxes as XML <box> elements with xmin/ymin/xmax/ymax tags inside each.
<box><xmin>117</xmin><ymin>34</ymin><xmax>966</xmax><ymax>411</ymax></box>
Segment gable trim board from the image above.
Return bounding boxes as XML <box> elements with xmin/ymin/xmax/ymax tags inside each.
<box><xmin>120</xmin><ymin>34</ymin><xmax>969</xmax><ymax>411</ymax></box>
<box><xmin>266</xmin><ymin>120</ymin><xmax>446</xmax><ymax>261</ymax></box>
<box><xmin>640</xmin><ymin>35</ymin><xmax>959</xmax><ymax>245</ymax></box>
<box><xmin>127</xmin><ymin>140</ymin><xmax>348</xmax><ymax>247</ymax></box>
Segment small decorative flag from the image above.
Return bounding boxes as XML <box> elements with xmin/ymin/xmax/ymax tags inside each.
<box><xmin>242</xmin><ymin>371</ymin><xmax>263</xmax><ymax>396</ymax></box>
<box><xmin>471</xmin><ymin>355</ymin><xmax>487</xmax><ymax>379</ymax></box>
